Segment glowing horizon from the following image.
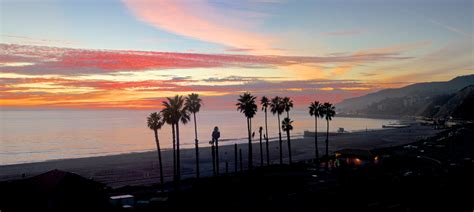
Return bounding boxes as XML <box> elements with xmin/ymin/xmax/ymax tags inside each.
<box><xmin>1</xmin><ymin>0</ymin><xmax>473</xmax><ymax>110</ymax></box>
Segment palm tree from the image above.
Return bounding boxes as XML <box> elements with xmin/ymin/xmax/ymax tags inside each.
<box><xmin>260</xmin><ymin>96</ymin><xmax>270</xmax><ymax>165</ymax></box>
<box><xmin>270</xmin><ymin>96</ymin><xmax>285</xmax><ymax>164</ymax></box>
<box><xmin>282</xmin><ymin>97</ymin><xmax>293</xmax><ymax>119</ymax></box>
<box><xmin>282</xmin><ymin>97</ymin><xmax>293</xmax><ymax>163</ymax></box>
<box><xmin>161</xmin><ymin>107</ymin><xmax>176</xmax><ymax>180</ymax></box>
<box><xmin>258</xmin><ymin>126</ymin><xmax>263</xmax><ymax>166</ymax></box>
<box><xmin>322</xmin><ymin>102</ymin><xmax>336</xmax><ymax>169</ymax></box>
<box><xmin>282</xmin><ymin>117</ymin><xmax>294</xmax><ymax>164</ymax></box>
<box><xmin>147</xmin><ymin>112</ymin><xmax>165</xmax><ymax>190</ymax></box>
<box><xmin>162</xmin><ymin>95</ymin><xmax>190</xmax><ymax>181</ymax></box>
<box><xmin>236</xmin><ymin>92</ymin><xmax>258</xmax><ymax>170</ymax></box>
<box><xmin>309</xmin><ymin>101</ymin><xmax>323</xmax><ymax>161</ymax></box>
<box><xmin>185</xmin><ymin>93</ymin><xmax>202</xmax><ymax>178</ymax></box>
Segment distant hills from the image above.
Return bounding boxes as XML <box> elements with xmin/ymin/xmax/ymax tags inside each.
<box><xmin>337</xmin><ymin>75</ymin><xmax>474</xmax><ymax>120</ymax></box>
<box><xmin>433</xmin><ymin>85</ymin><xmax>474</xmax><ymax>120</ymax></box>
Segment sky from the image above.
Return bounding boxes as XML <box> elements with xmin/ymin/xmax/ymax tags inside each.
<box><xmin>1</xmin><ymin>0</ymin><xmax>473</xmax><ymax>110</ymax></box>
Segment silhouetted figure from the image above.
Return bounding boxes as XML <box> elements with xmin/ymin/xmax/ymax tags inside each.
<box><xmin>212</xmin><ymin>126</ymin><xmax>221</xmax><ymax>175</ymax></box>
<box><xmin>209</xmin><ymin>140</ymin><xmax>216</xmax><ymax>176</ymax></box>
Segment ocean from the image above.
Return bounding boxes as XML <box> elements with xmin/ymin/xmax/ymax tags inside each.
<box><xmin>0</xmin><ymin>109</ymin><xmax>398</xmax><ymax>165</ymax></box>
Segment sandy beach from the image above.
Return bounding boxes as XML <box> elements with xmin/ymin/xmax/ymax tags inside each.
<box><xmin>0</xmin><ymin>124</ymin><xmax>440</xmax><ymax>188</ymax></box>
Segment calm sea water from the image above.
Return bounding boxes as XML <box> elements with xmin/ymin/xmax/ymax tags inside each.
<box><xmin>0</xmin><ymin>109</ymin><xmax>398</xmax><ymax>165</ymax></box>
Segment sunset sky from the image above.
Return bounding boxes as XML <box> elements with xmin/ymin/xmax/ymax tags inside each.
<box><xmin>1</xmin><ymin>0</ymin><xmax>473</xmax><ymax>110</ymax></box>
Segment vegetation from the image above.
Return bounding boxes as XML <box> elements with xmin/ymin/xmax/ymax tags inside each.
<box><xmin>162</xmin><ymin>95</ymin><xmax>190</xmax><ymax>181</ymax></box>
<box><xmin>146</xmin><ymin>112</ymin><xmax>165</xmax><ymax>189</ymax></box>
<box><xmin>282</xmin><ymin>97</ymin><xmax>293</xmax><ymax>163</ymax></box>
<box><xmin>236</xmin><ymin>92</ymin><xmax>258</xmax><ymax>170</ymax></box>
<box><xmin>148</xmin><ymin>92</ymin><xmax>336</xmax><ymax>178</ymax></box>
<box><xmin>185</xmin><ymin>93</ymin><xmax>203</xmax><ymax>178</ymax></box>
<box><xmin>321</xmin><ymin>102</ymin><xmax>336</xmax><ymax>169</ymax></box>
<box><xmin>281</xmin><ymin>117</ymin><xmax>294</xmax><ymax>164</ymax></box>
<box><xmin>260</xmin><ymin>96</ymin><xmax>270</xmax><ymax>165</ymax></box>
<box><xmin>309</xmin><ymin>101</ymin><xmax>323</xmax><ymax>161</ymax></box>
<box><xmin>270</xmin><ymin>96</ymin><xmax>285</xmax><ymax>164</ymax></box>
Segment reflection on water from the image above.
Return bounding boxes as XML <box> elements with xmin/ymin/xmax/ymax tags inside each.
<box><xmin>0</xmin><ymin>109</ymin><xmax>398</xmax><ymax>165</ymax></box>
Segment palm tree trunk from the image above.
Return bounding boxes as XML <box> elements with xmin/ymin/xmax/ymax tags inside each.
<box><xmin>278</xmin><ymin>114</ymin><xmax>282</xmax><ymax>165</ymax></box>
<box><xmin>259</xmin><ymin>130</ymin><xmax>263</xmax><ymax>166</ymax></box>
<box><xmin>326</xmin><ymin>119</ymin><xmax>329</xmax><ymax>170</ymax></box>
<box><xmin>176</xmin><ymin>123</ymin><xmax>181</xmax><ymax>180</ymax></box>
<box><xmin>315</xmin><ymin>116</ymin><xmax>319</xmax><ymax>161</ymax></box>
<box><xmin>287</xmin><ymin>129</ymin><xmax>292</xmax><ymax>164</ymax></box>
<box><xmin>216</xmin><ymin>135</ymin><xmax>219</xmax><ymax>175</ymax></box>
<box><xmin>287</xmin><ymin>111</ymin><xmax>292</xmax><ymax>164</ymax></box>
<box><xmin>248</xmin><ymin>118</ymin><xmax>253</xmax><ymax>170</ymax></box>
<box><xmin>265</xmin><ymin>110</ymin><xmax>270</xmax><ymax>165</ymax></box>
<box><xmin>154</xmin><ymin>130</ymin><xmax>164</xmax><ymax>191</ymax></box>
<box><xmin>171</xmin><ymin>124</ymin><xmax>176</xmax><ymax>180</ymax></box>
<box><xmin>193</xmin><ymin>112</ymin><xmax>199</xmax><ymax>178</ymax></box>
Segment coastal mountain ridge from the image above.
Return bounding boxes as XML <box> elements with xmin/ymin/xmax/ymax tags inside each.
<box><xmin>337</xmin><ymin>75</ymin><xmax>474</xmax><ymax>119</ymax></box>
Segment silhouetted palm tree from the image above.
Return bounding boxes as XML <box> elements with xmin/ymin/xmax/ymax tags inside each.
<box><xmin>185</xmin><ymin>93</ymin><xmax>202</xmax><ymax>178</ymax></box>
<box><xmin>258</xmin><ymin>126</ymin><xmax>263</xmax><ymax>166</ymax></box>
<box><xmin>309</xmin><ymin>101</ymin><xmax>323</xmax><ymax>161</ymax></box>
<box><xmin>270</xmin><ymin>96</ymin><xmax>285</xmax><ymax>164</ymax></box>
<box><xmin>162</xmin><ymin>95</ymin><xmax>190</xmax><ymax>181</ymax></box>
<box><xmin>322</xmin><ymin>102</ymin><xmax>336</xmax><ymax>169</ymax></box>
<box><xmin>147</xmin><ymin>112</ymin><xmax>165</xmax><ymax>190</ymax></box>
<box><xmin>161</xmin><ymin>108</ymin><xmax>176</xmax><ymax>180</ymax></box>
<box><xmin>282</xmin><ymin>97</ymin><xmax>293</xmax><ymax>119</ymax></box>
<box><xmin>282</xmin><ymin>117</ymin><xmax>294</xmax><ymax>164</ymax></box>
<box><xmin>260</xmin><ymin>96</ymin><xmax>270</xmax><ymax>165</ymax></box>
<box><xmin>236</xmin><ymin>92</ymin><xmax>257</xmax><ymax>170</ymax></box>
<box><xmin>282</xmin><ymin>97</ymin><xmax>293</xmax><ymax>163</ymax></box>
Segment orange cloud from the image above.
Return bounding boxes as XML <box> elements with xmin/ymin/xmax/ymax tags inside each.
<box><xmin>1</xmin><ymin>72</ymin><xmax>383</xmax><ymax>109</ymax></box>
<box><xmin>319</xmin><ymin>87</ymin><xmax>334</xmax><ymax>91</ymax></box>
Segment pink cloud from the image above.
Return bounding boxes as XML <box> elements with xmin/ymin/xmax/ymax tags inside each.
<box><xmin>0</xmin><ymin>44</ymin><xmax>411</xmax><ymax>75</ymax></box>
<box><xmin>123</xmin><ymin>0</ymin><xmax>277</xmax><ymax>54</ymax></box>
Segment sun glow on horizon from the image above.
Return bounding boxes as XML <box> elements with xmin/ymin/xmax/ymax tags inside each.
<box><xmin>1</xmin><ymin>0</ymin><xmax>472</xmax><ymax>109</ymax></box>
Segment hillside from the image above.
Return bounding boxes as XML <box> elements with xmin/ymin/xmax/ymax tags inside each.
<box><xmin>435</xmin><ymin>85</ymin><xmax>474</xmax><ymax>120</ymax></box>
<box><xmin>337</xmin><ymin>75</ymin><xmax>474</xmax><ymax>117</ymax></box>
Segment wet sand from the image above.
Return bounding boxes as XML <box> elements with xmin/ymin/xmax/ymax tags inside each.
<box><xmin>0</xmin><ymin>124</ymin><xmax>440</xmax><ymax>188</ymax></box>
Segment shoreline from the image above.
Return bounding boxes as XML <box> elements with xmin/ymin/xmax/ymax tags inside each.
<box><xmin>0</xmin><ymin>133</ymin><xmax>305</xmax><ymax>166</ymax></box>
<box><xmin>0</xmin><ymin>124</ymin><xmax>441</xmax><ymax>188</ymax></box>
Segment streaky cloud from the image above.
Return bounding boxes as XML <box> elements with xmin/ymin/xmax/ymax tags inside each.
<box><xmin>0</xmin><ymin>44</ymin><xmax>411</xmax><ymax>75</ymax></box>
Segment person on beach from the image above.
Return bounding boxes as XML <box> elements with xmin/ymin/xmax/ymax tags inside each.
<box><xmin>212</xmin><ymin>126</ymin><xmax>220</xmax><ymax>143</ymax></box>
<box><xmin>212</xmin><ymin>127</ymin><xmax>221</xmax><ymax>175</ymax></box>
